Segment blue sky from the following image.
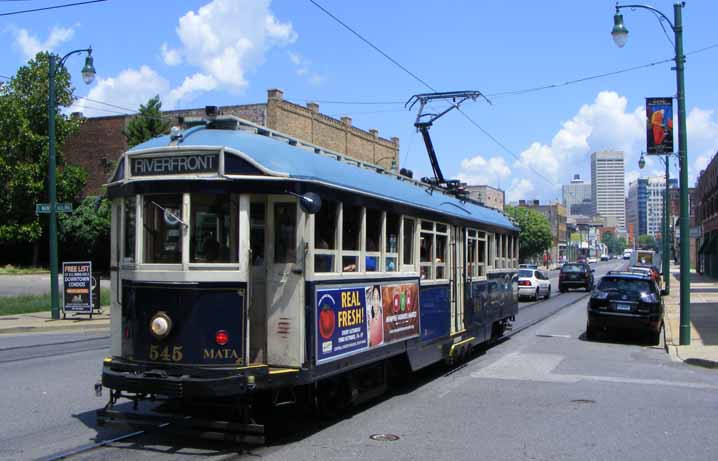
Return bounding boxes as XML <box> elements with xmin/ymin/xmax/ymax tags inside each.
<box><xmin>2</xmin><ymin>0</ymin><xmax>717</xmax><ymax>202</ymax></box>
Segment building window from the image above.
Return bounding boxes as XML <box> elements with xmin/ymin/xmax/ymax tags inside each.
<box><xmin>143</xmin><ymin>194</ymin><xmax>183</xmax><ymax>264</ymax></box>
<box><xmin>314</xmin><ymin>200</ymin><xmax>338</xmax><ymax>273</ymax></box>
<box><xmin>190</xmin><ymin>194</ymin><xmax>239</xmax><ymax>263</ymax></box>
<box><xmin>123</xmin><ymin>196</ymin><xmax>136</xmax><ymax>263</ymax></box>
<box><xmin>342</xmin><ymin>203</ymin><xmax>362</xmax><ymax>272</ymax></box>
<box><xmin>385</xmin><ymin>212</ymin><xmax>399</xmax><ymax>272</ymax></box>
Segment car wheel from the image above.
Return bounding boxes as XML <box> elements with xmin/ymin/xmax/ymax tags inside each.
<box><xmin>648</xmin><ymin>323</ymin><xmax>662</xmax><ymax>346</ymax></box>
<box><xmin>586</xmin><ymin>323</ymin><xmax>597</xmax><ymax>341</ymax></box>
<box><xmin>559</xmin><ymin>285</ymin><xmax>566</xmax><ymax>293</ymax></box>
<box><xmin>534</xmin><ymin>288</ymin><xmax>540</xmax><ymax>301</ymax></box>
<box><xmin>545</xmin><ymin>286</ymin><xmax>551</xmax><ymax>299</ymax></box>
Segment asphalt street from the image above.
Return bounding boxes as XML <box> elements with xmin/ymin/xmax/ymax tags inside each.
<box><xmin>3</xmin><ymin>260</ymin><xmax>717</xmax><ymax>460</ymax></box>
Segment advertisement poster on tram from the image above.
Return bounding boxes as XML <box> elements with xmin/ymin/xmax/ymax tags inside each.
<box><xmin>63</xmin><ymin>261</ymin><xmax>92</xmax><ymax>313</ymax></box>
<box><xmin>315</xmin><ymin>281</ymin><xmax>420</xmax><ymax>364</ymax></box>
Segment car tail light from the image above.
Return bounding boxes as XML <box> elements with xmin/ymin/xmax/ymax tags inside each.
<box><xmin>518</xmin><ymin>280</ymin><xmax>531</xmax><ymax>286</ymax></box>
<box><xmin>215</xmin><ymin>330</ymin><xmax>229</xmax><ymax>346</ymax></box>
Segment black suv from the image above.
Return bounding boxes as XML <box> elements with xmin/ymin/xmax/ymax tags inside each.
<box><xmin>586</xmin><ymin>272</ymin><xmax>664</xmax><ymax>344</ymax></box>
<box><xmin>559</xmin><ymin>263</ymin><xmax>594</xmax><ymax>292</ymax></box>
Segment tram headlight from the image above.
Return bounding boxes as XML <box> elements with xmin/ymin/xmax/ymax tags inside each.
<box><xmin>149</xmin><ymin>312</ymin><xmax>172</xmax><ymax>339</ymax></box>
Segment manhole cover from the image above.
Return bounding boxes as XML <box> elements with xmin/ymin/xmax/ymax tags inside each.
<box><xmin>570</xmin><ymin>399</ymin><xmax>595</xmax><ymax>404</ymax></box>
<box><xmin>370</xmin><ymin>434</ymin><xmax>400</xmax><ymax>442</ymax></box>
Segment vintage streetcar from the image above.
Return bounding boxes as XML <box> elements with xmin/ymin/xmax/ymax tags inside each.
<box><xmin>98</xmin><ymin>110</ymin><xmax>519</xmax><ymax>442</ymax></box>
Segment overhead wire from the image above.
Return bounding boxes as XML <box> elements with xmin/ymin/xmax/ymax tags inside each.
<box><xmin>0</xmin><ymin>0</ymin><xmax>108</xmax><ymax>17</ymax></box>
<box><xmin>307</xmin><ymin>0</ymin><xmax>556</xmax><ymax>186</ymax></box>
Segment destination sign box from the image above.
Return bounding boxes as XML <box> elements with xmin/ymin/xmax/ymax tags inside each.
<box><xmin>131</xmin><ymin>153</ymin><xmax>219</xmax><ymax>176</ymax></box>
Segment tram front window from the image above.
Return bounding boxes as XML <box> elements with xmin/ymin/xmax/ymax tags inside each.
<box><xmin>123</xmin><ymin>196</ymin><xmax>136</xmax><ymax>263</ymax></box>
<box><xmin>143</xmin><ymin>195</ymin><xmax>183</xmax><ymax>264</ymax></box>
<box><xmin>190</xmin><ymin>194</ymin><xmax>238</xmax><ymax>263</ymax></box>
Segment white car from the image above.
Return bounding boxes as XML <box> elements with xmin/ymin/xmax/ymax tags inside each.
<box><xmin>587</xmin><ymin>257</ymin><xmax>598</xmax><ymax>264</ymax></box>
<box><xmin>517</xmin><ymin>269</ymin><xmax>552</xmax><ymax>301</ymax></box>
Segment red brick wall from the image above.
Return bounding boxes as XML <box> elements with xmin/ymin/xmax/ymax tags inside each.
<box><xmin>62</xmin><ymin>115</ymin><xmax>128</xmax><ymax>195</ymax></box>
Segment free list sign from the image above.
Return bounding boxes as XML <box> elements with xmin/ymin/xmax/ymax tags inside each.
<box><xmin>63</xmin><ymin>261</ymin><xmax>93</xmax><ymax>313</ymax></box>
<box><xmin>131</xmin><ymin>153</ymin><xmax>219</xmax><ymax>176</ymax></box>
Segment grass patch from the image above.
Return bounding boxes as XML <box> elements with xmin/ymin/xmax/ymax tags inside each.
<box><xmin>0</xmin><ymin>265</ymin><xmax>49</xmax><ymax>275</ymax></box>
<box><xmin>0</xmin><ymin>287</ymin><xmax>111</xmax><ymax>316</ymax></box>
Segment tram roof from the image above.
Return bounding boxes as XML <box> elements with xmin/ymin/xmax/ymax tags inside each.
<box><xmin>128</xmin><ymin>127</ymin><xmax>517</xmax><ymax>231</ymax></box>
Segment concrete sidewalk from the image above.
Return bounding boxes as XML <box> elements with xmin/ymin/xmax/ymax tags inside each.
<box><xmin>0</xmin><ymin>310</ymin><xmax>110</xmax><ymax>335</ymax></box>
<box><xmin>664</xmin><ymin>262</ymin><xmax>718</xmax><ymax>368</ymax></box>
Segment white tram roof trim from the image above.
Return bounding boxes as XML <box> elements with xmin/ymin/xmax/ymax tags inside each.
<box><xmin>126</xmin><ymin>125</ymin><xmax>517</xmax><ymax>231</ymax></box>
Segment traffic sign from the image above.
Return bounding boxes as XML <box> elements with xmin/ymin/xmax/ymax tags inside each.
<box><xmin>36</xmin><ymin>203</ymin><xmax>73</xmax><ymax>214</ymax></box>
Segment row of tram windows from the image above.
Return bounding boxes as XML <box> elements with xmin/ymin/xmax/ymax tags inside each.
<box><xmin>119</xmin><ymin>193</ymin><xmax>518</xmax><ymax>275</ymax></box>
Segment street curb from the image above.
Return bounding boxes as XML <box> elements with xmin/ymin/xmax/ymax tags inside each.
<box><xmin>0</xmin><ymin>322</ymin><xmax>110</xmax><ymax>335</ymax></box>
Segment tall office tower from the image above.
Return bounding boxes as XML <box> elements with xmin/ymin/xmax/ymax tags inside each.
<box><xmin>627</xmin><ymin>178</ymin><xmax>648</xmax><ymax>237</ymax></box>
<box><xmin>562</xmin><ymin>174</ymin><xmax>592</xmax><ymax>216</ymax></box>
<box><xmin>645</xmin><ymin>176</ymin><xmax>679</xmax><ymax>237</ymax></box>
<box><xmin>591</xmin><ymin>150</ymin><xmax>626</xmax><ymax>231</ymax></box>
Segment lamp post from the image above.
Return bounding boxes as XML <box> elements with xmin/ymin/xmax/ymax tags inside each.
<box><xmin>613</xmin><ymin>2</ymin><xmax>690</xmax><ymax>344</ymax></box>
<box><xmin>638</xmin><ymin>151</ymin><xmax>673</xmax><ymax>294</ymax></box>
<box><xmin>48</xmin><ymin>48</ymin><xmax>96</xmax><ymax>320</ymax></box>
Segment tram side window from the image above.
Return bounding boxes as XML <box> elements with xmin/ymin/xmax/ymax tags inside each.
<box><xmin>467</xmin><ymin>229</ymin><xmax>478</xmax><ymax>278</ymax></box>
<box><xmin>342</xmin><ymin>204</ymin><xmax>362</xmax><ymax>272</ymax></box>
<box><xmin>143</xmin><ymin>195</ymin><xmax>183</xmax><ymax>264</ymax></box>
<box><xmin>435</xmin><ymin>224</ymin><xmax>448</xmax><ymax>279</ymax></box>
<box><xmin>402</xmin><ymin>217</ymin><xmax>415</xmax><ymax>269</ymax></box>
<box><xmin>365</xmin><ymin>208</ymin><xmax>381</xmax><ymax>272</ymax></box>
<box><xmin>385</xmin><ymin>212</ymin><xmax>399</xmax><ymax>272</ymax></box>
<box><xmin>123</xmin><ymin>196</ymin><xmax>136</xmax><ymax>263</ymax></box>
<box><xmin>190</xmin><ymin>194</ymin><xmax>238</xmax><ymax>263</ymax></box>
<box><xmin>274</xmin><ymin>203</ymin><xmax>296</xmax><ymax>263</ymax></box>
<box><xmin>419</xmin><ymin>221</ymin><xmax>434</xmax><ymax>280</ymax></box>
<box><xmin>314</xmin><ymin>200</ymin><xmax>338</xmax><ymax>273</ymax></box>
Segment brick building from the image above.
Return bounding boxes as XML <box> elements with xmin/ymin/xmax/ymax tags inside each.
<box><xmin>465</xmin><ymin>185</ymin><xmax>505</xmax><ymax>211</ymax></box>
<box><xmin>63</xmin><ymin>88</ymin><xmax>400</xmax><ymax>195</ymax></box>
<box><xmin>696</xmin><ymin>151</ymin><xmax>718</xmax><ymax>277</ymax></box>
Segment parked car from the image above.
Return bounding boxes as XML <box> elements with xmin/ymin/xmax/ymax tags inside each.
<box><xmin>519</xmin><ymin>263</ymin><xmax>538</xmax><ymax>269</ymax></box>
<box><xmin>517</xmin><ymin>269</ymin><xmax>551</xmax><ymax>301</ymax></box>
<box><xmin>587</xmin><ymin>256</ymin><xmax>598</xmax><ymax>264</ymax></box>
<box><xmin>628</xmin><ymin>265</ymin><xmax>660</xmax><ymax>284</ymax></box>
<box><xmin>600</xmin><ymin>255</ymin><xmax>609</xmax><ymax>261</ymax></box>
<box><xmin>559</xmin><ymin>263</ymin><xmax>594</xmax><ymax>292</ymax></box>
<box><xmin>586</xmin><ymin>272</ymin><xmax>664</xmax><ymax>344</ymax></box>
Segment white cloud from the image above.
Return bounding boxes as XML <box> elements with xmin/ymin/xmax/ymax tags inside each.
<box><xmin>160</xmin><ymin>42</ymin><xmax>182</xmax><ymax>66</ymax></box>
<box><xmin>71</xmin><ymin>66</ymin><xmax>170</xmax><ymax>117</ymax></box>
<box><xmin>506</xmin><ymin>178</ymin><xmax>535</xmax><ymax>203</ymax></box>
<box><xmin>456</xmin><ymin>154</ymin><xmax>511</xmax><ymax>187</ymax></box>
<box><xmin>287</xmin><ymin>51</ymin><xmax>324</xmax><ymax>85</ymax></box>
<box><xmin>13</xmin><ymin>26</ymin><xmax>75</xmax><ymax>60</ymax></box>
<box><xmin>166</xmin><ymin>73</ymin><xmax>217</xmax><ymax>107</ymax></box>
<box><xmin>173</xmin><ymin>0</ymin><xmax>297</xmax><ymax>93</ymax></box>
<box><xmin>516</xmin><ymin>91</ymin><xmax>644</xmax><ymax>189</ymax></box>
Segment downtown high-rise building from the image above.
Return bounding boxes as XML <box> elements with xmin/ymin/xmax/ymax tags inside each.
<box><xmin>628</xmin><ymin>176</ymin><xmax>679</xmax><ymax>238</ymax></box>
<box><xmin>562</xmin><ymin>174</ymin><xmax>592</xmax><ymax>216</ymax></box>
<box><xmin>591</xmin><ymin>150</ymin><xmax>626</xmax><ymax>230</ymax></box>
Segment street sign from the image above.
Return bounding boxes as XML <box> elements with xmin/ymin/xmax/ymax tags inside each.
<box><xmin>36</xmin><ymin>203</ymin><xmax>73</xmax><ymax>214</ymax></box>
<box><xmin>62</xmin><ymin>261</ymin><xmax>93</xmax><ymax>315</ymax></box>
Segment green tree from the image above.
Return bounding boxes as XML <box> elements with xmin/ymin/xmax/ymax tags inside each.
<box><xmin>637</xmin><ymin>234</ymin><xmax>658</xmax><ymax>251</ymax></box>
<box><xmin>504</xmin><ymin>205</ymin><xmax>553</xmax><ymax>261</ymax></box>
<box><xmin>58</xmin><ymin>196</ymin><xmax>111</xmax><ymax>267</ymax></box>
<box><xmin>0</xmin><ymin>52</ymin><xmax>86</xmax><ymax>257</ymax></box>
<box><xmin>616</xmin><ymin>236</ymin><xmax>628</xmax><ymax>254</ymax></box>
<box><xmin>123</xmin><ymin>95</ymin><xmax>170</xmax><ymax>147</ymax></box>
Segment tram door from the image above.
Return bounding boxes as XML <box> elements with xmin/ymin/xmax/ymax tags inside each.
<box><xmin>249</xmin><ymin>199</ymin><xmax>267</xmax><ymax>364</ymax></box>
<box><xmin>450</xmin><ymin>225</ymin><xmax>465</xmax><ymax>334</ymax></box>
<box><xmin>265</xmin><ymin>196</ymin><xmax>305</xmax><ymax>367</ymax></box>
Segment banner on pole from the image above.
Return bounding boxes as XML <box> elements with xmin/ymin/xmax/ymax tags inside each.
<box><xmin>646</xmin><ymin>97</ymin><xmax>674</xmax><ymax>155</ymax></box>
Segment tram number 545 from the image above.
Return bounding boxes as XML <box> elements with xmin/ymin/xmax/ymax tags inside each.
<box><xmin>149</xmin><ymin>345</ymin><xmax>183</xmax><ymax>362</ymax></box>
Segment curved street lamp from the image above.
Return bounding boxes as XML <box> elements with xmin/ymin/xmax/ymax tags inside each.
<box><xmin>612</xmin><ymin>2</ymin><xmax>690</xmax><ymax>345</ymax></box>
<box><xmin>48</xmin><ymin>48</ymin><xmax>96</xmax><ymax>320</ymax></box>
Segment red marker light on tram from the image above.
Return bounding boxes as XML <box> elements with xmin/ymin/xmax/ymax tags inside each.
<box><xmin>215</xmin><ymin>330</ymin><xmax>229</xmax><ymax>346</ymax></box>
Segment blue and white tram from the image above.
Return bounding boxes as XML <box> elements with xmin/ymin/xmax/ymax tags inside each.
<box><xmin>99</xmin><ymin>112</ymin><xmax>519</xmax><ymax>435</ymax></box>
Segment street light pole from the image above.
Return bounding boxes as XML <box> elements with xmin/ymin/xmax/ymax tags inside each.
<box><xmin>47</xmin><ymin>48</ymin><xmax>95</xmax><ymax>320</ymax></box>
<box><xmin>612</xmin><ymin>2</ymin><xmax>691</xmax><ymax>345</ymax></box>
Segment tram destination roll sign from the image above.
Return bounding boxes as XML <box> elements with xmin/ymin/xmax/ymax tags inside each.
<box><xmin>131</xmin><ymin>153</ymin><xmax>218</xmax><ymax>176</ymax></box>
<box><xmin>63</xmin><ymin>261</ymin><xmax>93</xmax><ymax>313</ymax></box>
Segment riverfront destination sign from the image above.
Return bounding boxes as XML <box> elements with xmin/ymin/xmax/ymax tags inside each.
<box><xmin>131</xmin><ymin>153</ymin><xmax>219</xmax><ymax>176</ymax></box>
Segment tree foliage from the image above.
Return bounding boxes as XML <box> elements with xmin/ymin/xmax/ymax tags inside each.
<box><xmin>637</xmin><ymin>234</ymin><xmax>658</xmax><ymax>251</ymax></box>
<box><xmin>0</xmin><ymin>52</ymin><xmax>86</xmax><ymax>244</ymax></box>
<box><xmin>504</xmin><ymin>205</ymin><xmax>553</xmax><ymax>261</ymax></box>
<box><xmin>601</xmin><ymin>231</ymin><xmax>627</xmax><ymax>255</ymax></box>
<box><xmin>123</xmin><ymin>95</ymin><xmax>170</xmax><ymax>147</ymax></box>
<box><xmin>58</xmin><ymin>196</ymin><xmax>111</xmax><ymax>266</ymax></box>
